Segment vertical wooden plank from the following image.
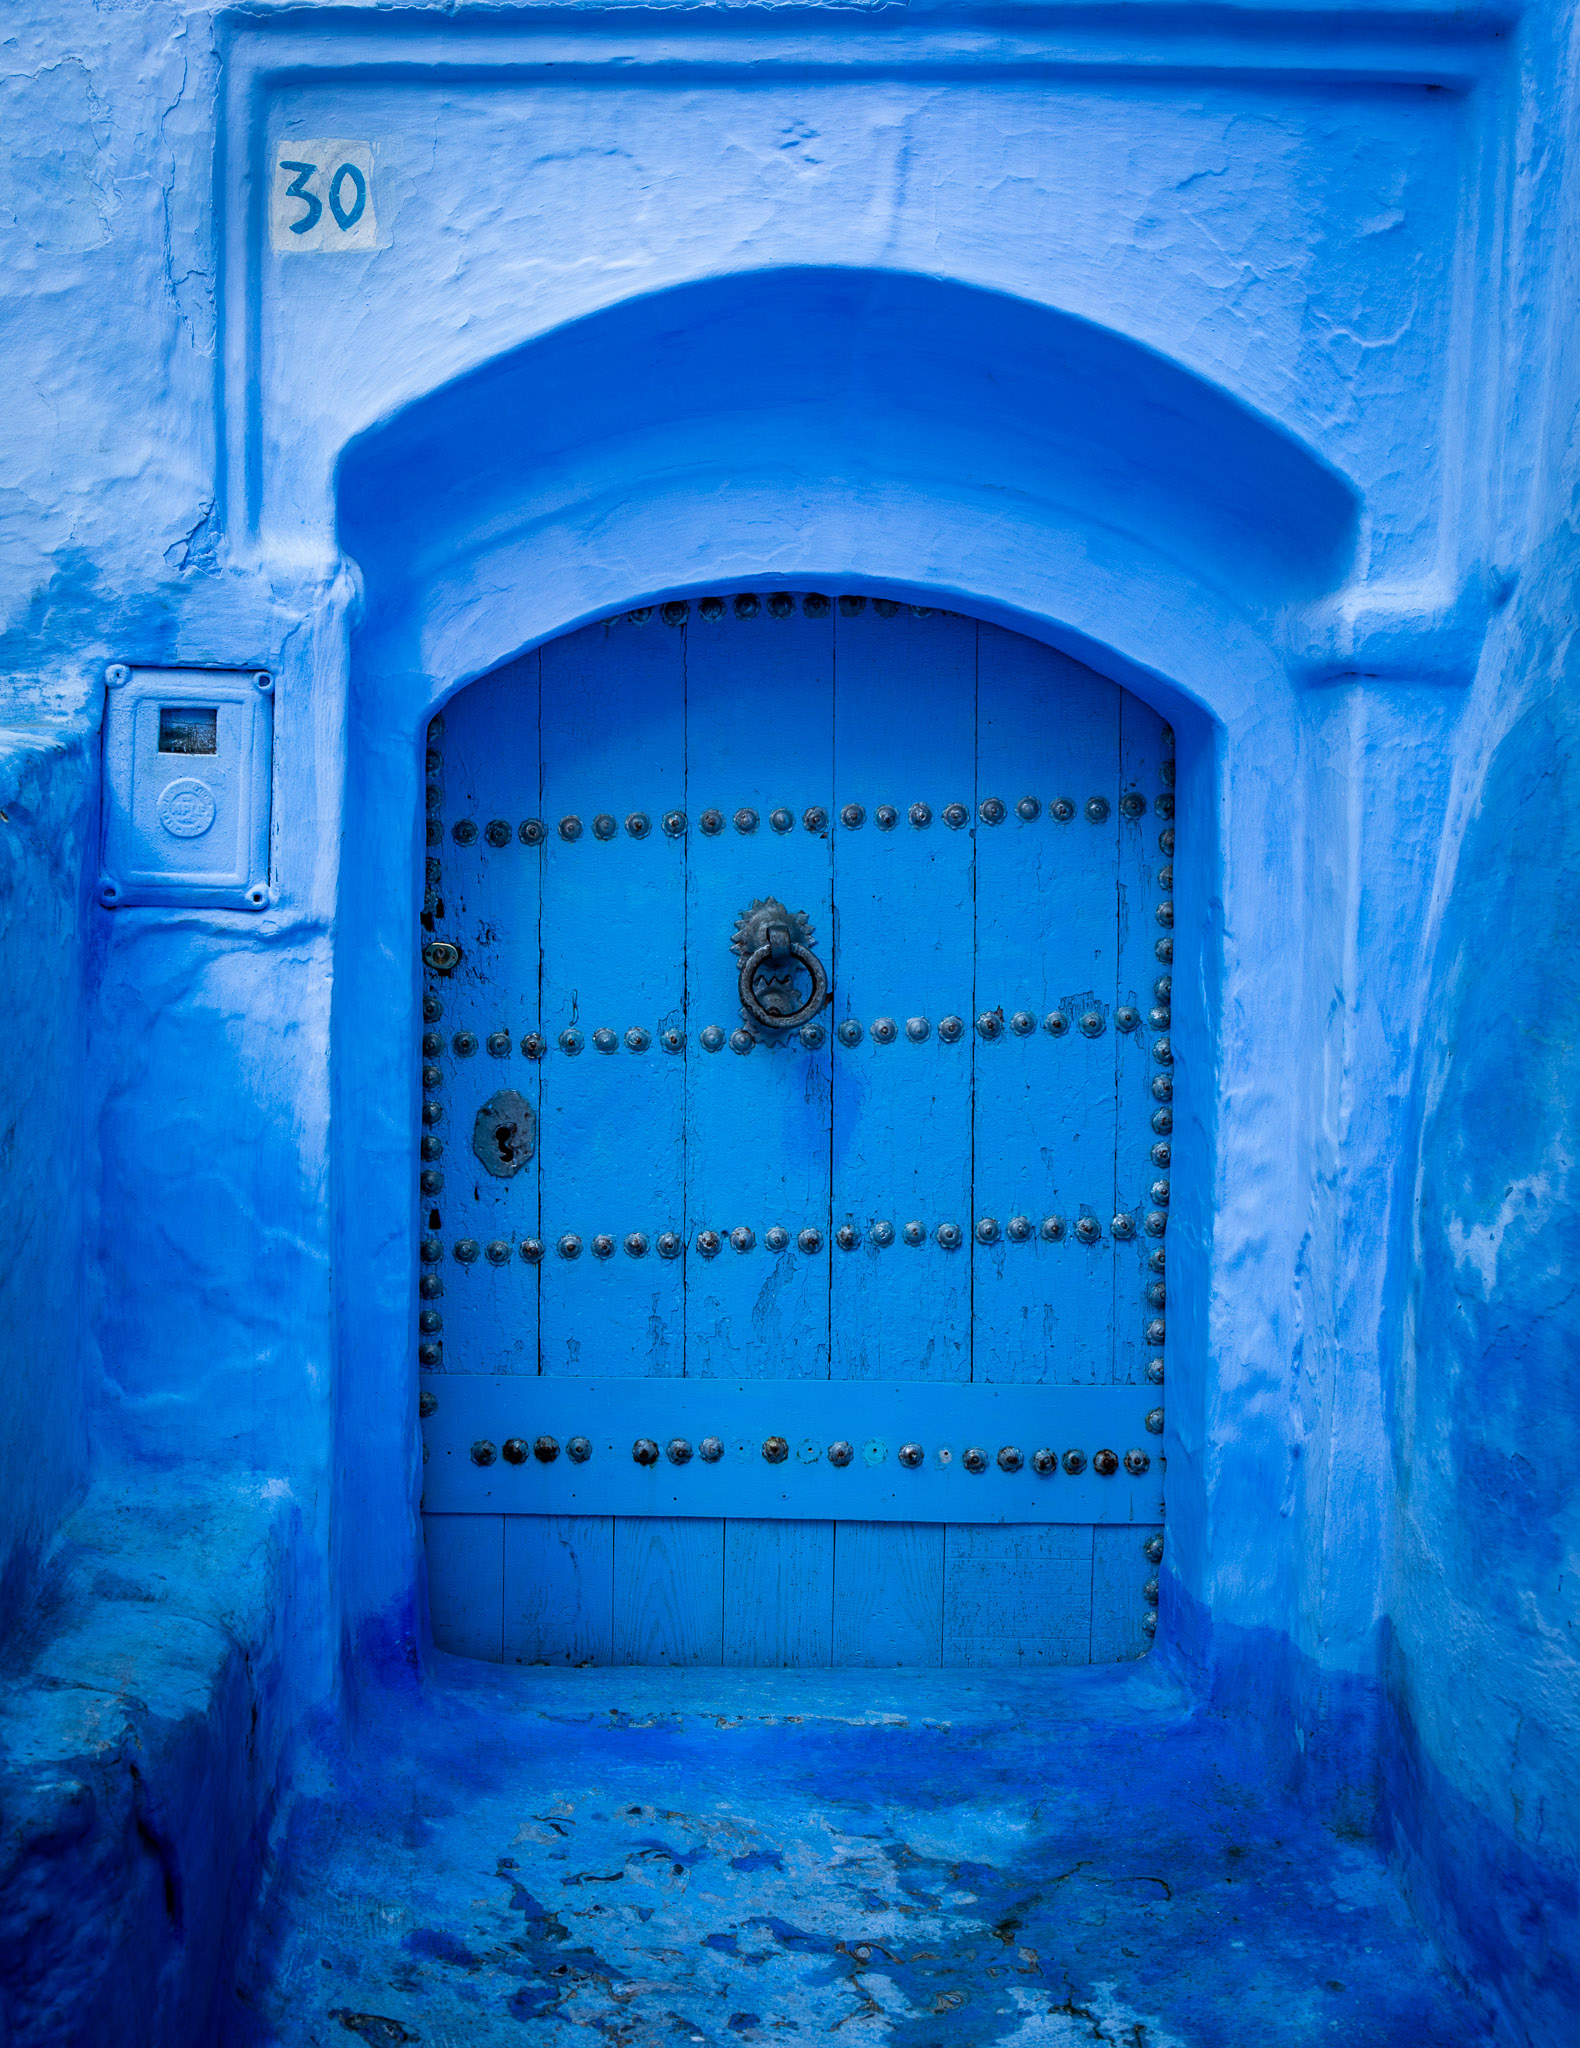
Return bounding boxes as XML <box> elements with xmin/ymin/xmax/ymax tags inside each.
<box><xmin>941</xmin><ymin>1524</ymin><xmax>1094</xmax><ymax>1667</ymax></box>
<box><xmin>973</xmin><ymin>632</ymin><xmax>1121</xmax><ymax>1389</ymax></box>
<box><xmin>537</xmin><ymin>615</ymin><xmax>687</xmax><ymax>1381</ymax></box>
<box><xmin>504</xmin><ymin>1515</ymin><xmax>614</xmax><ymax>1666</ymax></box>
<box><xmin>723</xmin><ymin>1521</ymin><xmax>834</xmax><ymax>1667</ymax></box>
<box><xmin>832</xmin><ymin>1522</ymin><xmax>945</xmax><ymax>1667</ymax></box>
<box><xmin>423</xmin><ymin>1514</ymin><xmax>504</xmax><ymax>1662</ymax></box>
<box><xmin>829</xmin><ymin>604</ymin><xmax>977</xmax><ymax>1383</ymax></box>
<box><xmin>1117</xmin><ymin>698</ymin><xmax>1172</xmax><ymax>1392</ymax></box>
<box><xmin>611</xmin><ymin>1517</ymin><xmax>724</xmax><ymax>1665</ymax></box>
<box><xmin>1090</xmin><ymin>1523</ymin><xmax>1162</xmax><ymax>1662</ymax></box>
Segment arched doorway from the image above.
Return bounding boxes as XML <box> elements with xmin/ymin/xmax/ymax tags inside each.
<box><xmin>415</xmin><ymin>591</ymin><xmax>1171</xmax><ymax>1666</ymax></box>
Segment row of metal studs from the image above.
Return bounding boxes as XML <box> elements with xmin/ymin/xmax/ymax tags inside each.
<box><xmin>629</xmin><ymin>592</ymin><xmax>921</xmax><ymax>622</ymax></box>
<box><xmin>453</xmin><ymin>1432</ymin><xmax>1162</xmax><ymax>1471</ymax></box>
<box><xmin>1139</xmin><ymin>739</ymin><xmax>1175</xmax><ymax>1640</ymax></box>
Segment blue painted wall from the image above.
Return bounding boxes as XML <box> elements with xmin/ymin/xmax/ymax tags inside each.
<box><xmin>0</xmin><ymin>1</ymin><xmax>1574</xmax><ymax>2040</ymax></box>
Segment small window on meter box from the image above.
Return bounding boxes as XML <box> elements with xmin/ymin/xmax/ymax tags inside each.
<box><xmin>158</xmin><ymin>706</ymin><xmax>218</xmax><ymax>755</ymax></box>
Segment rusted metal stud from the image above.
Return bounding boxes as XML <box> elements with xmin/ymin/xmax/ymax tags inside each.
<box><xmin>471</xmin><ymin>1440</ymin><xmax>498</xmax><ymax>1466</ymax></box>
<box><xmin>423</xmin><ymin>941</ymin><xmax>460</xmax><ymax>975</ymax></box>
<box><xmin>1146</xmin><ymin>1318</ymin><xmax>1167</xmax><ymax>1348</ymax></box>
<box><xmin>1120</xmin><ymin>792</ymin><xmax>1147</xmax><ymax>819</ymax></box>
<box><xmin>800</xmin><ymin>1023</ymin><xmax>825</xmax><ymax>1049</ymax></box>
<box><xmin>700</xmin><ymin>1436</ymin><xmax>724</xmax><ymax>1461</ymax></box>
<box><xmin>803</xmin><ymin>805</ymin><xmax>829</xmax><ymax>832</ymax></box>
<box><xmin>453</xmin><ymin>820</ymin><xmax>478</xmax><ymax>846</ymax></box>
<box><xmin>1010</xmin><ymin>1010</ymin><xmax>1035</xmax><ymax>1036</ymax></box>
<box><xmin>1079</xmin><ymin>1010</ymin><xmax>1106</xmax><ymax>1037</ymax></box>
<box><xmin>836</xmin><ymin>1224</ymin><xmax>859</xmax><ymax>1250</ymax></box>
<box><xmin>1145</xmin><ymin>1533</ymin><xmax>1164</xmax><ymax>1562</ymax></box>
<box><xmin>1117</xmin><ymin>1007</ymin><xmax>1140</xmax><ymax>1033</ymax></box>
<box><xmin>1075</xmin><ymin>1216</ymin><xmax>1101</xmax><ymax>1244</ymax></box>
<box><xmin>870</xmin><ymin>1220</ymin><xmax>895</xmax><ymax>1246</ymax></box>
<box><xmin>977</xmin><ymin>1010</ymin><xmax>1003</xmax><ymax>1040</ymax></box>
<box><xmin>452</xmin><ymin>1030</ymin><xmax>478</xmax><ymax>1058</ymax></box>
<box><xmin>975</xmin><ymin>1217</ymin><xmax>1000</xmax><ymax>1244</ymax></box>
<box><xmin>701</xmin><ymin>1025</ymin><xmax>725</xmax><ymax>1051</ymax></box>
<box><xmin>1156</xmin><ymin>936</ymin><xmax>1175</xmax><ymax>963</ymax></box>
<box><xmin>837</xmin><ymin>1019</ymin><xmax>863</xmax><ymax>1047</ymax></box>
<box><xmin>998</xmin><ymin>1445</ymin><xmax>1024</xmax><ymax>1472</ymax></box>
<box><xmin>841</xmin><ymin>803</ymin><xmax>866</xmax><ymax>829</ymax></box>
<box><xmin>936</xmin><ymin>1222</ymin><xmax>963</xmax><ymax>1250</ymax></box>
<box><xmin>1007</xmin><ymin>1215</ymin><xmax>1032</xmax><ymax>1242</ymax></box>
<box><xmin>663</xmin><ymin>810</ymin><xmax>687</xmax><ymax>837</ymax></box>
<box><xmin>558</xmin><ymin>1234</ymin><xmax>582</xmax><ymax>1260</ymax></box>
<box><xmin>1032</xmin><ymin>1447</ymin><xmax>1057</xmax><ymax>1474</ymax></box>
<box><xmin>1125</xmin><ymin>1449</ymin><xmax>1152</xmax><ymax>1476</ymax></box>
<box><xmin>559</xmin><ymin>816</ymin><xmax>583</xmax><ymax>842</ymax></box>
<box><xmin>623</xmin><ymin>813</ymin><xmax>651</xmax><ymax>840</ymax></box>
<box><xmin>1093</xmin><ymin>1448</ymin><xmax>1119</xmax><ymax>1476</ymax></box>
<box><xmin>763</xmin><ymin>1436</ymin><xmax>789</xmax><ymax>1463</ymax></box>
<box><xmin>559</xmin><ymin>1027</ymin><xmax>584</xmax><ymax>1055</ymax></box>
<box><xmin>424</xmin><ymin>996</ymin><xmax>444</xmax><ymax>1023</ymax></box>
<box><xmin>734</xmin><ymin>808</ymin><xmax>759</xmax><ymax>834</ymax></box>
<box><xmin>903</xmin><ymin>1221</ymin><xmax>925</xmax><ymax>1246</ymax></box>
<box><xmin>766</xmin><ymin>1226</ymin><xmax>789</xmax><ymax>1251</ymax></box>
<box><xmin>770</xmin><ymin>808</ymin><xmax>794</xmax><ymax>833</ymax></box>
<box><xmin>1150</xmin><ymin>1179</ymin><xmax>1171</xmax><ymax>1206</ymax></box>
<box><xmin>1152</xmin><ymin>1107</ymin><xmax>1173</xmax><ymax>1136</ymax></box>
<box><xmin>522</xmin><ymin>1032</ymin><xmax>546</xmax><ymax>1059</ymax></box>
<box><xmin>1041</xmin><ymin>1215</ymin><xmax>1066</xmax><ymax>1242</ymax></box>
<box><xmin>420</xmin><ymin>1169</ymin><xmax>443</xmax><ymax>1196</ymax></box>
<box><xmin>1146</xmin><ymin>1407</ymin><xmax>1165</xmax><ymax>1434</ymax></box>
<box><xmin>730</xmin><ymin>1027</ymin><xmax>755</xmax><ymax>1055</ymax></box>
<box><xmin>828</xmin><ymin>1440</ymin><xmax>854</xmax><ymax>1467</ymax></box>
<box><xmin>1151</xmin><ymin>1075</ymin><xmax>1173</xmax><ymax>1102</ymax></box>
<box><xmin>1112</xmin><ymin>1213</ymin><xmax>1136</xmax><ymax>1239</ymax></box>
<box><xmin>1051</xmin><ymin>798</ymin><xmax>1075</xmax><ymax>821</ymax></box>
<box><xmin>943</xmin><ymin>802</ymin><xmax>969</xmax><ymax>829</ymax></box>
<box><xmin>661</xmin><ymin>1027</ymin><xmax>684</xmax><ymax>1053</ymax></box>
<box><xmin>734</xmin><ymin>593</ymin><xmax>760</xmax><ymax>619</ymax></box>
<box><xmin>486</xmin><ymin>1031</ymin><xmax>511</xmax><ymax>1057</ymax></box>
<box><xmin>1148</xmin><ymin>1250</ymin><xmax>1167</xmax><ymax>1277</ymax></box>
<box><xmin>658</xmin><ymin>1232</ymin><xmax>682</xmax><ymax>1259</ymax></box>
<box><xmin>871</xmin><ymin>1017</ymin><xmax>897</xmax><ymax>1044</ymax></box>
<box><xmin>700</xmin><ymin>809</ymin><xmax>724</xmax><ymax>835</ymax></box>
<box><xmin>626</xmin><ymin>1026</ymin><xmax>651</xmax><ymax>1053</ymax></box>
<box><xmin>1151</xmin><ymin>1141</ymin><xmax>1171</xmax><ymax>1168</ymax></box>
<box><xmin>980</xmin><ymin>797</ymin><xmax>1006</xmax><ymax>824</ymax></box>
<box><xmin>1085</xmin><ymin>797</ymin><xmax>1110</xmax><ymax>823</ymax></box>
<box><xmin>1062</xmin><ymin>1449</ymin><xmax>1087</xmax><ymax>1475</ymax></box>
<box><xmin>422</xmin><ymin>1064</ymin><xmax>443</xmax><ymax>1089</ymax></box>
<box><xmin>798</xmin><ymin>1227</ymin><xmax>823</xmax><ymax>1253</ymax></box>
<box><xmin>1146</xmin><ymin>1357</ymin><xmax>1165</xmax><ymax>1384</ymax></box>
<box><xmin>1144</xmin><ymin>1577</ymin><xmax>1160</xmax><ymax>1604</ymax></box>
<box><xmin>419</xmin><ymin>1389</ymin><xmax>438</xmax><ymax>1416</ymax></box>
<box><xmin>731</xmin><ymin>1226</ymin><xmax>756</xmax><ymax>1252</ymax></box>
<box><xmin>898</xmin><ymin>1443</ymin><xmax>924</xmax><ymax>1468</ymax></box>
<box><xmin>667</xmin><ymin>1437</ymin><xmax>693</xmax><ymax>1465</ymax></box>
<box><xmin>568</xmin><ymin>1437</ymin><xmax>592</xmax><ymax>1463</ymax></box>
<box><xmin>697</xmin><ymin>1230</ymin><xmax>721</xmax><ymax>1257</ymax></box>
<box><xmin>592</xmin><ymin>1234</ymin><xmax>614</xmax><ymax>1259</ymax></box>
<box><xmin>909</xmin><ymin>801</ymin><xmax>933</xmax><ymax>828</ymax></box>
<box><xmin>1045</xmin><ymin>1011</ymin><xmax>1069</xmax><ymax>1039</ymax></box>
<box><xmin>768</xmin><ymin>592</ymin><xmax>795</xmax><ymax>618</ymax></box>
<box><xmin>534</xmin><ymin>1435</ymin><xmax>560</xmax><ymax>1464</ymax></box>
<box><xmin>625</xmin><ymin>1232</ymin><xmax>649</xmax><ymax>1258</ymax></box>
<box><xmin>520</xmin><ymin>1237</ymin><xmax>544</xmax><ymax>1263</ymax></box>
<box><xmin>520</xmin><ymin>818</ymin><xmax>546</xmax><ymax>846</ymax></box>
<box><xmin>938</xmin><ymin>1015</ymin><xmax>964</xmax><ymax>1043</ymax></box>
<box><xmin>633</xmin><ymin>1438</ymin><xmax>660</xmax><ymax>1465</ymax></box>
<box><xmin>963</xmin><ymin>1446</ymin><xmax>988</xmax><ymax>1473</ymax></box>
<box><xmin>485</xmin><ymin>1239</ymin><xmax>512</xmax><ymax>1265</ymax></box>
<box><xmin>454</xmin><ymin>1238</ymin><xmax>480</xmax><ymax>1264</ymax></box>
<box><xmin>875</xmin><ymin>805</ymin><xmax>898</xmax><ymax>829</ymax></box>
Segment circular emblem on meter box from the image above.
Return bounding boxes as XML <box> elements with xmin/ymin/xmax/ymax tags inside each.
<box><xmin>156</xmin><ymin>777</ymin><xmax>218</xmax><ymax>838</ymax></box>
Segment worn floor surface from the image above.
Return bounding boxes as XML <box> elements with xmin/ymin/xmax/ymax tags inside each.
<box><xmin>227</xmin><ymin>1660</ymin><xmax>1493</xmax><ymax>2048</ymax></box>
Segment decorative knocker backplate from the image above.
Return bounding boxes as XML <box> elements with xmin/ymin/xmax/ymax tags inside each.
<box><xmin>732</xmin><ymin>898</ymin><xmax>829</xmax><ymax>1035</ymax></box>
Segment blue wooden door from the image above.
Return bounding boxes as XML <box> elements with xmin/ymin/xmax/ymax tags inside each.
<box><xmin>418</xmin><ymin>595</ymin><xmax>1170</xmax><ymax>1665</ymax></box>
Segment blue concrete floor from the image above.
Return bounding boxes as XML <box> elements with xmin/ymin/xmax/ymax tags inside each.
<box><xmin>228</xmin><ymin>1659</ymin><xmax>1493</xmax><ymax>2048</ymax></box>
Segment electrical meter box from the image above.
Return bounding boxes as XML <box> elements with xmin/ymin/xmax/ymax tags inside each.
<box><xmin>99</xmin><ymin>664</ymin><xmax>273</xmax><ymax>910</ymax></box>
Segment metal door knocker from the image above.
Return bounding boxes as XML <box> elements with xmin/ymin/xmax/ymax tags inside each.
<box><xmin>732</xmin><ymin>898</ymin><xmax>828</xmax><ymax>1034</ymax></box>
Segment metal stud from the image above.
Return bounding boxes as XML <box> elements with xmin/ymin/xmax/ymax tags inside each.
<box><xmin>873</xmin><ymin>599</ymin><xmax>900</xmax><ymax>618</ymax></box>
<box><xmin>800</xmin><ymin>1023</ymin><xmax>825</xmax><ymax>1049</ymax></box>
<box><xmin>658</xmin><ymin>1232</ymin><xmax>682</xmax><ymax>1259</ymax></box>
<box><xmin>1062</xmin><ymin>1449</ymin><xmax>1087</xmax><ymax>1475</ymax></box>
<box><xmin>558</xmin><ymin>1234</ymin><xmax>581</xmax><ymax>1260</ymax></box>
<box><xmin>626</xmin><ymin>1026</ymin><xmax>651</xmax><ymax>1053</ymax></box>
<box><xmin>625</xmin><ymin>1232</ymin><xmax>648</xmax><ymax>1258</ymax></box>
<box><xmin>451</xmin><ymin>1030</ymin><xmax>478</xmax><ymax>1059</ymax></box>
<box><xmin>1007</xmin><ymin>1215</ymin><xmax>1032</xmax><ymax>1243</ymax></box>
<box><xmin>904</xmin><ymin>1017</ymin><xmax>930</xmax><ymax>1044</ymax></box>
<box><xmin>871</xmin><ymin>1017</ymin><xmax>897</xmax><ymax>1044</ymax></box>
<box><xmin>1146</xmin><ymin>1315</ymin><xmax>1167</xmax><ymax>1344</ymax></box>
<box><xmin>661</xmin><ymin>1027</ymin><xmax>684</xmax><ymax>1053</ymax></box>
<box><xmin>473</xmin><ymin>1030</ymin><xmax>505</xmax><ymax>1060</ymax></box>
<box><xmin>520</xmin><ymin>1238</ymin><xmax>544</xmax><ymax>1263</ymax></box>
<box><xmin>1145</xmin><ymin>1533</ymin><xmax>1164</xmax><ymax>1562</ymax></box>
<box><xmin>628</xmin><ymin>608</ymin><xmax>653</xmax><ymax>624</ymax></box>
<box><xmin>522</xmin><ymin>1032</ymin><xmax>546</xmax><ymax>1059</ymax></box>
<box><xmin>1159</xmin><ymin>827</ymin><xmax>1176</xmax><ymax>855</ymax></box>
<box><xmin>1120</xmin><ymin>792</ymin><xmax>1147</xmax><ymax>819</ymax></box>
<box><xmin>420</xmin><ymin>1235</ymin><xmax>443</xmax><ymax>1264</ymax></box>
<box><xmin>700</xmin><ymin>1436</ymin><xmax>724</xmax><ymax>1461</ymax></box>
<box><xmin>559</xmin><ymin>1027</ymin><xmax>584</xmax><ymax>1055</ymax></box>
<box><xmin>977</xmin><ymin>1011</ymin><xmax>1002</xmax><ymax>1040</ymax></box>
<box><xmin>837</xmin><ymin>1019</ymin><xmax>863</xmax><ymax>1047</ymax></box>
<box><xmin>734</xmin><ymin>593</ymin><xmax>760</xmax><ymax>619</ymax></box>
<box><xmin>1154</xmin><ymin>977</ymin><xmax>1173</xmax><ymax>1006</ymax></box>
<box><xmin>943</xmin><ymin>802</ymin><xmax>969</xmax><ymax>829</ymax></box>
<box><xmin>766</xmin><ymin>1226</ymin><xmax>790</xmax><ymax>1252</ymax></box>
<box><xmin>701</xmin><ymin>1025</ymin><xmax>725</xmax><ymax>1051</ymax></box>
<box><xmin>566</xmin><ymin>1435</ymin><xmax>591</xmax><ymax>1463</ymax></box>
<box><xmin>633</xmin><ymin>1438</ymin><xmax>660</xmax><ymax>1465</ymax></box>
<box><xmin>903</xmin><ymin>1221</ymin><xmax>924</xmax><ymax>1246</ymax></box>
<box><xmin>1151</xmin><ymin>1142</ymin><xmax>1171</xmax><ymax>1169</ymax></box>
<box><xmin>1159</xmin><ymin>865</ymin><xmax>1173</xmax><ymax>892</ymax></box>
<box><xmin>1010</xmin><ymin>1010</ymin><xmax>1035</xmax><ymax>1036</ymax></box>
<box><xmin>419</xmin><ymin>1389</ymin><xmax>438</xmax><ymax>1416</ymax></box>
<box><xmin>898</xmin><ymin>1443</ymin><xmax>924</xmax><ymax>1468</ymax></box>
<box><xmin>1125</xmin><ymin>1449</ymin><xmax>1152</xmax><ymax>1476</ymax></box>
<box><xmin>939</xmin><ymin>1015</ymin><xmax>963</xmax><ymax>1043</ymax></box>
<box><xmin>828</xmin><ymin>1440</ymin><xmax>854</xmax><ymax>1467</ymax></box>
<box><xmin>1150</xmin><ymin>1006</ymin><xmax>1170</xmax><ymax>1031</ymax></box>
<box><xmin>663</xmin><ymin>810</ymin><xmax>687</xmax><ymax>837</ymax></box>
<box><xmin>1079</xmin><ymin>1010</ymin><xmax>1106</xmax><ymax>1037</ymax></box>
<box><xmin>699</xmin><ymin>596</ymin><xmax>725</xmax><ymax>622</ymax></box>
<box><xmin>423</xmin><ymin>942</ymin><xmax>460</xmax><ymax>976</ymax></box>
<box><xmin>626</xmin><ymin>812</ymin><xmax>651</xmax><ymax>839</ymax></box>
<box><xmin>1116</xmin><ymin>1007</ymin><xmax>1140</xmax><ymax>1033</ymax></box>
<box><xmin>1156</xmin><ymin>936</ymin><xmax>1174</xmax><ymax>963</ymax></box>
<box><xmin>454</xmin><ymin>1238</ymin><xmax>480</xmax><ymax>1263</ymax></box>
<box><xmin>870</xmin><ymin>1220</ymin><xmax>895</xmax><ymax>1246</ymax></box>
<box><xmin>1093</xmin><ymin>1448</ymin><xmax>1119</xmax><ymax>1476</ymax></box>
<box><xmin>980</xmin><ymin>797</ymin><xmax>1006</xmax><ymax>825</ymax></box>
<box><xmin>697</xmin><ymin>1230</ymin><xmax>721</xmax><ymax>1256</ymax></box>
<box><xmin>875</xmin><ymin>805</ymin><xmax>898</xmax><ymax>829</ymax></box>
<box><xmin>1153</xmin><ymin>1039</ymin><xmax>1173</xmax><ymax>1068</ymax></box>
<box><xmin>471</xmin><ymin>1440</ymin><xmax>498</xmax><ymax>1466</ymax></box>
<box><xmin>798</xmin><ymin>1227</ymin><xmax>823</xmax><ymax>1253</ymax></box>
<box><xmin>1085</xmin><ymin>796</ymin><xmax>1110</xmax><ymax>824</ymax></box>
<box><xmin>453</xmin><ymin>820</ymin><xmax>478</xmax><ymax>845</ymax></box>
<box><xmin>418</xmin><ymin>1272</ymin><xmax>443</xmax><ymax>1297</ymax></box>
<box><xmin>667</xmin><ymin>1437</ymin><xmax>693</xmax><ymax>1465</ymax></box>
<box><xmin>1044</xmin><ymin>1012</ymin><xmax>1069</xmax><ymax>1039</ymax></box>
<box><xmin>1148</xmin><ymin>1249</ymin><xmax>1167</xmax><ymax>1276</ymax></box>
<box><xmin>936</xmin><ymin>1222</ymin><xmax>963</xmax><ymax>1250</ymax></box>
<box><xmin>962</xmin><ymin>1446</ymin><xmax>988</xmax><ymax>1473</ymax></box>
<box><xmin>485</xmin><ymin>818</ymin><xmax>512</xmax><ymax>847</ymax></box>
<box><xmin>1146</xmin><ymin>1357</ymin><xmax>1165</xmax><ymax>1384</ymax></box>
<box><xmin>768</xmin><ymin>592</ymin><xmax>795</xmax><ymax>618</ymax></box>
<box><xmin>975</xmin><ymin>1217</ymin><xmax>1000</xmax><ymax>1244</ymax></box>
<box><xmin>519</xmin><ymin>818</ymin><xmax>545</xmax><ymax>846</ymax></box>
<box><xmin>1112</xmin><ymin>1213</ymin><xmax>1136</xmax><ymax>1239</ymax></box>
<box><xmin>1041</xmin><ymin>1215</ymin><xmax>1066</xmax><ymax>1242</ymax></box>
<box><xmin>1152</xmin><ymin>1107</ymin><xmax>1173</xmax><ymax>1135</ymax></box>
<box><xmin>421</xmin><ymin>1102</ymin><xmax>444</xmax><ymax>1127</ymax></box>
<box><xmin>426</xmin><ymin>818</ymin><xmax>442</xmax><ymax>846</ymax></box>
<box><xmin>1032</xmin><ymin>1447</ymin><xmax>1057</xmax><ymax>1474</ymax></box>
<box><xmin>730</xmin><ymin>1027</ymin><xmax>755</xmax><ymax>1055</ymax></box>
<box><xmin>734</xmin><ymin>808</ymin><xmax>759</xmax><ymax>835</ymax></box>
<box><xmin>1144</xmin><ymin>1577</ymin><xmax>1160</xmax><ymax>1604</ymax></box>
<box><xmin>839</xmin><ymin>594</ymin><xmax>866</xmax><ymax>616</ymax></box>
<box><xmin>909</xmin><ymin>801</ymin><xmax>932</xmax><ymax>828</ymax></box>
<box><xmin>1075</xmin><ymin>1216</ymin><xmax>1101</xmax><ymax>1244</ymax></box>
<box><xmin>997</xmin><ymin>1445</ymin><xmax>1024</xmax><ymax>1473</ymax></box>
<box><xmin>700</xmin><ymin>809</ymin><xmax>724</xmax><ymax>835</ymax></box>
<box><xmin>534</xmin><ymin>1434</ymin><xmax>560</xmax><ymax>1465</ymax></box>
<box><xmin>836</xmin><ymin>1224</ymin><xmax>859</xmax><ymax>1251</ymax></box>
<box><xmin>1151</xmin><ymin>1075</ymin><xmax>1172</xmax><ymax>1102</ymax></box>
<box><xmin>763</xmin><ymin>1436</ymin><xmax>789</xmax><ymax>1463</ymax></box>
<box><xmin>594</xmin><ymin>1027</ymin><xmax>618</xmax><ymax>1053</ymax></box>
<box><xmin>592</xmin><ymin>1234</ymin><xmax>615</xmax><ymax>1259</ymax></box>
<box><xmin>1015</xmin><ymin>796</ymin><xmax>1040</xmax><ymax>823</ymax></box>
<box><xmin>1051</xmin><ymin>797</ymin><xmax>1075</xmax><ymax>821</ymax></box>
<box><xmin>486</xmin><ymin>1238</ymin><xmax>512</xmax><ymax>1265</ymax></box>
<box><xmin>841</xmin><ymin>803</ymin><xmax>866</xmax><ymax>829</ymax></box>
<box><xmin>1142</xmin><ymin>1612</ymin><xmax>1158</xmax><ymax>1637</ymax></box>
<box><xmin>770</xmin><ymin>808</ymin><xmax>794</xmax><ymax>833</ymax></box>
<box><xmin>803</xmin><ymin>806</ymin><xmax>829</xmax><ymax>832</ymax></box>
<box><xmin>559</xmin><ymin>816</ymin><xmax>583</xmax><ymax>842</ymax></box>
<box><xmin>1156</xmin><ymin>902</ymin><xmax>1174</xmax><ymax>930</ymax></box>
<box><xmin>804</xmin><ymin>593</ymin><xmax>831</xmax><ymax>618</ymax></box>
<box><xmin>422</xmin><ymin>1064</ymin><xmax>443</xmax><ymax>1089</ymax></box>
<box><xmin>423</xmin><ymin>996</ymin><xmax>444</xmax><ymax>1023</ymax></box>
<box><xmin>731</xmin><ymin>1226</ymin><xmax>756</xmax><ymax>1252</ymax></box>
